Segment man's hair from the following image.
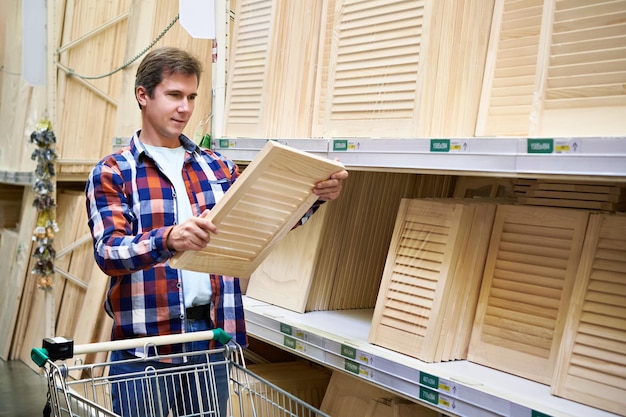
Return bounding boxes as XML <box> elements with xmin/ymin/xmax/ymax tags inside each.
<box><xmin>135</xmin><ymin>47</ymin><xmax>203</xmax><ymax>108</ymax></box>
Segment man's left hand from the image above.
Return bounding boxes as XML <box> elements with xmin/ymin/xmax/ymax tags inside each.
<box><xmin>313</xmin><ymin>168</ymin><xmax>349</xmax><ymax>202</ymax></box>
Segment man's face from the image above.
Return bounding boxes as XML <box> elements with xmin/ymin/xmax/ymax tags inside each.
<box><xmin>136</xmin><ymin>71</ymin><xmax>198</xmax><ymax>147</ymax></box>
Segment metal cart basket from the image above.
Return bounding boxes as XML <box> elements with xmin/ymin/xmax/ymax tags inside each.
<box><xmin>32</xmin><ymin>329</ymin><xmax>329</xmax><ymax>417</ymax></box>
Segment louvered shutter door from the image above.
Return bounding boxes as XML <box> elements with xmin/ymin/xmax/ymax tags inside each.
<box><xmin>369</xmin><ymin>199</ymin><xmax>471</xmax><ymax>362</ymax></box>
<box><xmin>476</xmin><ymin>0</ymin><xmax>544</xmax><ymax>136</ymax></box>
<box><xmin>551</xmin><ymin>214</ymin><xmax>626</xmax><ymax>415</ymax></box>
<box><xmin>224</xmin><ymin>0</ymin><xmax>275</xmax><ymax>138</ymax></box>
<box><xmin>313</xmin><ymin>0</ymin><xmax>425</xmax><ymax>138</ymax></box>
<box><xmin>539</xmin><ymin>0</ymin><xmax>626</xmax><ymax>136</ymax></box>
<box><xmin>468</xmin><ymin>205</ymin><xmax>589</xmax><ymax>384</ymax></box>
<box><xmin>477</xmin><ymin>0</ymin><xmax>626</xmax><ymax>137</ymax></box>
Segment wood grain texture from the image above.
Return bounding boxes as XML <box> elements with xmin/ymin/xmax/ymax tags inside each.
<box><xmin>170</xmin><ymin>141</ymin><xmax>344</xmax><ymax>278</ymax></box>
<box><xmin>468</xmin><ymin>204</ymin><xmax>589</xmax><ymax>384</ymax></box>
<box><xmin>551</xmin><ymin>213</ymin><xmax>626</xmax><ymax>415</ymax></box>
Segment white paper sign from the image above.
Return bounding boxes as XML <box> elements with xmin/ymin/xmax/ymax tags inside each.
<box><xmin>179</xmin><ymin>0</ymin><xmax>216</xmax><ymax>39</ymax></box>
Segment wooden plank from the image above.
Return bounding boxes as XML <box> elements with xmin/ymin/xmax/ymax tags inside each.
<box><xmin>170</xmin><ymin>141</ymin><xmax>344</xmax><ymax>278</ymax></box>
<box><xmin>468</xmin><ymin>205</ymin><xmax>589</xmax><ymax>384</ymax></box>
<box><xmin>246</xmin><ymin>203</ymin><xmax>330</xmax><ymax>313</ymax></box>
<box><xmin>2</xmin><ymin>189</ymin><xmax>38</xmax><ymax>360</ymax></box>
<box><xmin>0</xmin><ymin>0</ymin><xmax>43</xmax><ymax>173</ymax></box>
<box><xmin>0</xmin><ymin>228</ymin><xmax>19</xmax><ymax>359</ymax></box>
<box><xmin>551</xmin><ymin>213</ymin><xmax>626</xmax><ymax>415</ymax></box>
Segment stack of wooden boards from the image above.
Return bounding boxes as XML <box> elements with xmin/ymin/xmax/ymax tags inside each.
<box><xmin>246</xmin><ymin>170</ymin><xmax>456</xmax><ymax>312</ymax></box>
<box><xmin>0</xmin><ymin>189</ymin><xmax>112</xmax><ymax>372</ymax></box>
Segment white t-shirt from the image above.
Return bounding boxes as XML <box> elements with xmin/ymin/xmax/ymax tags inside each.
<box><xmin>142</xmin><ymin>143</ymin><xmax>212</xmax><ymax>308</ymax></box>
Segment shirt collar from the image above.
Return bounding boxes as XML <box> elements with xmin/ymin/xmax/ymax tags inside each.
<box><xmin>129</xmin><ymin>130</ymin><xmax>201</xmax><ymax>163</ymax></box>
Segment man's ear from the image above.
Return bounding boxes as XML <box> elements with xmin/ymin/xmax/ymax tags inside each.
<box><xmin>136</xmin><ymin>86</ymin><xmax>148</xmax><ymax>108</ymax></box>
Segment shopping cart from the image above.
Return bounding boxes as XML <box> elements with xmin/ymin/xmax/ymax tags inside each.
<box><xmin>32</xmin><ymin>329</ymin><xmax>330</xmax><ymax>417</ymax></box>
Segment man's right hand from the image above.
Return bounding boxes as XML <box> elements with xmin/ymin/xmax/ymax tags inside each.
<box><xmin>166</xmin><ymin>210</ymin><xmax>218</xmax><ymax>251</ymax></box>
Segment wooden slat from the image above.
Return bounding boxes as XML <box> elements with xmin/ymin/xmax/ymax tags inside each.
<box><xmin>468</xmin><ymin>205</ymin><xmax>589</xmax><ymax>384</ymax></box>
<box><xmin>551</xmin><ymin>213</ymin><xmax>626</xmax><ymax>415</ymax></box>
<box><xmin>3</xmin><ymin>189</ymin><xmax>38</xmax><ymax>360</ymax></box>
<box><xmin>170</xmin><ymin>141</ymin><xmax>344</xmax><ymax>278</ymax></box>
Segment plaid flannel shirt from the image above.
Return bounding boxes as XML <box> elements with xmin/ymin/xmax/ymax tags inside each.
<box><xmin>85</xmin><ymin>132</ymin><xmax>251</xmax><ymax>356</ymax></box>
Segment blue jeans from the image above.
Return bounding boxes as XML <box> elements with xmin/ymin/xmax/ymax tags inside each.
<box><xmin>109</xmin><ymin>319</ymin><xmax>229</xmax><ymax>417</ymax></box>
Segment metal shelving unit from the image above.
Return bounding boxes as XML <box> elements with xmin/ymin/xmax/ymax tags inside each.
<box><xmin>212</xmin><ymin>136</ymin><xmax>626</xmax><ymax>180</ymax></box>
<box><xmin>215</xmin><ymin>136</ymin><xmax>625</xmax><ymax>417</ymax></box>
<box><xmin>243</xmin><ymin>296</ymin><xmax>618</xmax><ymax>417</ymax></box>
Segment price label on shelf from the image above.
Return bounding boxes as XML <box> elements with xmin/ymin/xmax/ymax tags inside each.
<box><xmin>344</xmin><ymin>359</ymin><xmax>374</xmax><ymax>380</ymax></box>
<box><xmin>332</xmin><ymin>139</ymin><xmax>360</xmax><ymax>151</ymax></box>
<box><xmin>554</xmin><ymin>138</ymin><xmax>580</xmax><ymax>153</ymax></box>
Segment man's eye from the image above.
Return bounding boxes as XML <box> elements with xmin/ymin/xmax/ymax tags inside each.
<box><xmin>189</xmin><ymin>96</ymin><xmax>197</xmax><ymax>101</ymax></box>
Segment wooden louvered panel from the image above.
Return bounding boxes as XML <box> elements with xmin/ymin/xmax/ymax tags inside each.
<box><xmin>476</xmin><ymin>0</ymin><xmax>544</xmax><ymax>136</ymax></box>
<box><xmin>539</xmin><ymin>0</ymin><xmax>626</xmax><ymax>135</ymax></box>
<box><xmin>545</xmin><ymin>1</ymin><xmax>626</xmax><ymax>107</ymax></box>
<box><xmin>468</xmin><ymin>205</ymin><xmax>589</xmax><ymax>385</ymax></box>
<box><xmin>223</xmin><ymin>0</ymin><xmax>275</xmax><ymax>137</ymax></box>
<box><xmin>552</xmin><ymin>214</ymin><xmax>626</xmax><ymax>415</ymax></box>
<box><xmin>313</xmin><ymin>0</ymin><xmax>425</xmax><ymax>137</ymax></box>
<box><xmin>369</xmin><ymin>199</ymin><xmax>472</xmax><ymax>362</ymax></box>
<box><xmin>169</xmin><ymin>141</ymin><xmax>343</xmax><ymax>278</ymax></box>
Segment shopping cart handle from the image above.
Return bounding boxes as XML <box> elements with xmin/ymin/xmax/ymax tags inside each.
<box><xmin>211</xmin><ymin>328</ymin><xmax>232</xmax><ymax>345</ymax></box>
<box><xmin>31</xmin><ymin>329</ymin><xmax>233</xmax><ymax>366</ymax></box>
<box><xmin>31</xmin><ymin>347</ymin><xmax>49</xmax><ymax>367</ymax></box>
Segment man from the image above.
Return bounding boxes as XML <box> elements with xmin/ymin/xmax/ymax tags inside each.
<box><xmin>85</xmin><ymin>47</ymin><xmax>348</xmax><ymax>416</ymax></box>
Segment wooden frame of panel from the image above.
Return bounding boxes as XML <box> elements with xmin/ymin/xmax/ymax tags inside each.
<box><xmin>169</xmin><ymin>141</ymin><xmax>344</xmax><ymax>278</ymax></box>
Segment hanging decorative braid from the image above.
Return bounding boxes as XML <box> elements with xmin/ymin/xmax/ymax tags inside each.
<box><xmin>30</xmin><ymin>120</ymin><xmax>59</xmax><ymax>289</ymax></box>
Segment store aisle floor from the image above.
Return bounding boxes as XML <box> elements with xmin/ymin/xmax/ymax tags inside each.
<box><xmin>0</xmin><ymin>359</ymin><xmax>48</xmax><ymax>416</ymax></box>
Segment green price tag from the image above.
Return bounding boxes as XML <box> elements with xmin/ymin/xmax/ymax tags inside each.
<box><xmin>283</xmin><ymin>336</ymin><xmax>296</xmax><ymax>350</ymax></box>
<box><xmin>333</xmin><ymin>139</ymin><xmax>348</xmax><ymax>151</ymax></box>
<box><xmin>280</xmin><ymin>323</ymin><xmax>293</xmax><ymax>335</ymax></box>
<box><xmin>420</xmin><ymin>372</ymin><xmax>439</xmax><ymax>389</ymax></box>
<box><xmin>532</xmin><ymin>411</ymin><xmax>552</xmax><ymax>417</ymax></box>
<box><xmin>419</xmin><ymin>386</ymin><xmax>439</xmax><ymax>405</ymax></box>
<box><xmin>341</xmin><ymin>344</ymin><xmax>356</xmax><ymax>359</ymax></box>
<box><xmin>344</xmin><ymin>359</ymin><xmax>360</xmax><ymax>375</ymax></box>
<box><xmin>218</xmin><ymin>139</ymin><xmax>230</xmax><ymax>149</ymax></box>
<box><xmin>527</xmin><ymin>138</ymin><xmax>554</xmax><ymax>153</ymax></box>
<box><xmin>430</xmin><ymin>139</ymin><xmax>450</xmax><ymax>152</ymax></box>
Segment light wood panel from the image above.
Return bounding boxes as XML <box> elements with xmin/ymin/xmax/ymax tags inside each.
<box><xmin>320</xmin><ymin>370</ymin><xmax>438</xmax><ymax>417</ymax></box>
<box><xmin>55</xmin><ymin>0</ymin><xmax>130</xmax><ymax>177</ymax></box>
<box><xmin>518</xmin><ymin>179</ymin><xmax>626</xmax><ymax>212</ymax></box>
<box><xmin>0</xmin><ymin>228</ymin><xmax>19</xmax><ymax>359</ymax></box>
<box><xmin>477</xmin><ymin>0</ymin><xmax>626</xmax><ymax>137</ymax></box>
<box><xmin>170</xmin><ymin>141</ymin><xmax>344</xmax><ymax>278</ymax></box>
<box><xmin>313</xmin><ymin>0</ymin><xmax>494</xmax><ymax>138</ymax></box>
<box><xmin>468</xmin><ymin>205</ymin><xmax>589</xmax><ymax>384</ymax></box>
<box><xmin>551</xmin><ymin>213</ymin><xmax>626</xmax><ymax>415</ymax></box>
<box><xmin>224</xmin><ymin>0</ymin><xmax>323</xmax><ymax>138</ymax></box>
<box><xmin>0</xmin><ymin>0</ymin><xmax>43</xmax><ymax>173</ymax></box>
<box><xmin>223</xmin><ymin>0</ymin><xmax>275</xmax><ymax>137</ymax></box>
<box><xmin>247</xmin><ymin>171</ymin><xmax>434</xmax><ymax>313</ymax></box>
<box><xmin>231</xmin><ymin>360</ymin><xmax>331</xmax><ymax>417</ymax></box>
<box><xmin>2</xmin><ymin>189</ymin><xmax>37</xmax><ymax>360</ymax></box>
<box><xmin>368</xmin><ymin>199</ymin><xmax>497</xmax><ymax>362</ymax></box>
